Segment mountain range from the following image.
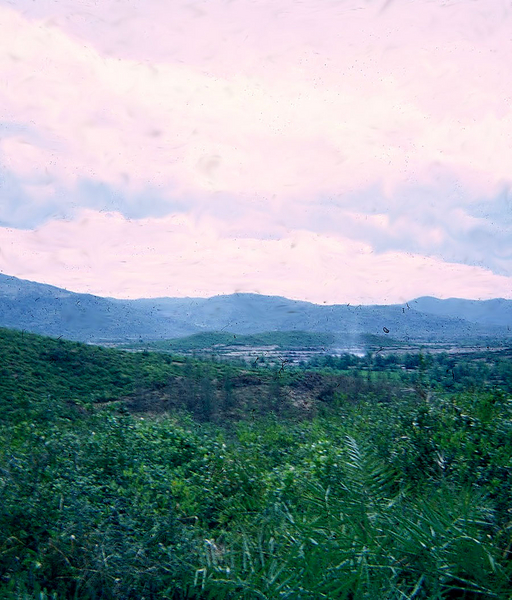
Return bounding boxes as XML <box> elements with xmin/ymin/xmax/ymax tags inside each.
<box><xmin>1</xmin><ymin>272</ymin><xmax>511</xmax><ymax>347</ymax></box>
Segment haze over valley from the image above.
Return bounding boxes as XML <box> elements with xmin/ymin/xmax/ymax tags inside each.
<box><xmin>1</xmin><ymin>273</ymin><xmax>511</xmax><ymax>355</ymax></box>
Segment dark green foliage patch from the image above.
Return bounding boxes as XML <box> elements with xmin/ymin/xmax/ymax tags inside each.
<box><xmin>0</xmin><ymin>328</ymin><xmax>511</xmax><ymax>598</ymax></box>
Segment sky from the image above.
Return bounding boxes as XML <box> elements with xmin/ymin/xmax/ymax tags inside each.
<box><xmin>0</xmin><ymin>0</ymin><xmax>511</xmax><ymax>304</ymax></box>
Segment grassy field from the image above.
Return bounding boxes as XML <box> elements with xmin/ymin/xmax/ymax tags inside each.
<box><xmin>119</xmin><ymin>330</ymin><xmax>339</xmax><ymax>352</ymax></box>
<box><xmin>0</xmin><ymin>327</ymin><xmax>511</xmax><ymax>598</ymax></box>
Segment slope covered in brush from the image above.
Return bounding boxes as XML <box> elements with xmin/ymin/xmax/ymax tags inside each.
<box><xmin>1</xmin><ymin>328</ymin><xmax>511</xmax><ymax>599</ymax></box>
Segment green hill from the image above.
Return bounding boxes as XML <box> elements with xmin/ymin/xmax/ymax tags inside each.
<box><xmin>1</xmin><ymin>327</ymin><xmax>511</xmax><ymax>423</ymax></box>
<box><xmin>1</xmin><ymin>327</ymin><xmax>511</xmax><ymax>599</ymax></box>
<box><xmin>0</xmin><ymin>327</ymin><xmax>393</xmax><ymax>422</ymax></box>
<box><xmin>125</xmin><ymin>330</ymin><xmax>338</xmax><ymax>352</ymax></box>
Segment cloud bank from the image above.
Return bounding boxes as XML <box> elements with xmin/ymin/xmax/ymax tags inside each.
<box><xmin>1</xmin><ymin>210</ymin><xmax>510</xmax><ymax>305</ymax></box>
<box><xmin>0</xmin><ymin>0</ymin><xmax>511</xmax><ymax>302</ymax></box>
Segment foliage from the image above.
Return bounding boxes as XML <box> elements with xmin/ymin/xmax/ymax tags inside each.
<box><xmin>120</xmin><ymin>331</ymin><xmax>338</xmax><ymax>356</ymax></box>
<box><xmin>0</xmin><ymin>328</ymin><xmax>511</xmax><ymax>598</ymax></box>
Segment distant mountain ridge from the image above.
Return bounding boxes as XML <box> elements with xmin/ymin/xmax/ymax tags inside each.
<box><xmin>411</xmin><ymin>296</ymin><xmax>512</xmax><ymax>328</ymax></box>
<box><xmin>0</xmin><ymin>273</ymin><xmax>511</xmax><ymax>345</ymax></box>
<box><xmin>123</xmin><ymin>293</ymin><xmax>511</xmax><ymax>343</ymax></box>
<box><xmin>0</xmin><ymin>273</ymin><xmax>195</xmax><ymax>342</ymax></box>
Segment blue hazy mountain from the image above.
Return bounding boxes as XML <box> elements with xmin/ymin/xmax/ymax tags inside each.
<box><xmin>117</xmin><ymin>293</ymin><xmax>512</xmax><ymax>343</ymax></box>
<box><xmin>0</xmin><ymin>273</ymin><xmax>196</xmax><ymax>342</ymax></box>
<box><xmin>1</xmin><ymin>273</ymin><xmax>511</xmax><ymax>344</ymax></box>
<box><xmin>411</xmin><ymin>296</ymin><xmax>512</xmax><ymax>328</ymax></box>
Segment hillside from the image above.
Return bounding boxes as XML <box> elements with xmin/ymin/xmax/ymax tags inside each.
<box><xmin>412</xmin><ymin>296</ymin><xmax>512</xmax><ymax>328</ymax></box>
<box><xmin>126</xmin><ymin>330</ymin><xmax>338</xmax><ymax>352</ymax></box>
<box><xmin>0</xmin><ymin>327</ymin><xmax>407</xmax><ymax>422</ymax></box>
<box><xmin>126</xmin><ymin>293</ymin><xmax>499</xmax><ymax>341</ymax></box>
<box><xmin>1</xmin><ymin>326</ymin><xmax>511</xmax><ymax>599</ymax></box>
<box><xmin>1</xmin><ymin>273</ymin><xmax>511</xmax><ymax>345</ymax></box>
<box><xmin>1</xmin><ymin>326</ymin><xmax>511</xmax><ymax>422</ymax></box>
<box><xmin>0</xmin><ymin>273</ymin><xmax>197</xmax><ymax>342</ymax></box>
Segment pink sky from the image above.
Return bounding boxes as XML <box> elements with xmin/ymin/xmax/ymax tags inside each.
<box><xmin>0</xmin><ymin>0</ymin><xmax>511</xmax><ymax>303</ymax></box>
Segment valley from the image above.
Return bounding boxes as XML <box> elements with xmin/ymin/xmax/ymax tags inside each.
<box><xmin>0</xmin><ymin>276</ymin><xmax>511</xmax><ymax>599</ymax></box>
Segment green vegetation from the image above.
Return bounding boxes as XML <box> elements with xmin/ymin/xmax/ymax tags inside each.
<box><xmin>0</xmin><ymin>327</ymin><xmax>511</xmax><ymax>598</ymax></box>
<box><xmin>121</xmin><ymin>330</ymin><xmax>338</xmax><ymax>353</ymax></box>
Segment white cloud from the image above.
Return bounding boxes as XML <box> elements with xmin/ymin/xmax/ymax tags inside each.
<box><xmin>1</xmin><ymin>2</ymin><xmax>512</xmax><ymax>206</ymax></box>
<box><xmin>1</xmin><ymin>1</ymin><xmax>512</xmax><ymax>300</ymax></box>
<box><xmin>0</xmin><ymin>210</ymin><xmax>510</xmax><ymax>303</ymax></box>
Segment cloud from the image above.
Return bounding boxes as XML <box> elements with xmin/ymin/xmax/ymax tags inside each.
<box><xmin>0</xmin><ymin>210</ymin><xmax>510</xmax><ymax>304</ymax></box>
<box><xmin>286</xmin><ymin>183</ymin><xmax>512</xmax><ymax>277</ymax></box>
<box><xmin>1</xmin><ymin>2</ymin><xmax>511</xmax><ymax>209</ymax></box>
<box><xmin>1</xmin><ymin>1</ymin><xmax>512</xmax><ymax>301</ymax></box>
<box><xmin>0</xmin><ymin>161</ymin><xmax>189</xmax><ymax>228</ymax></box>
